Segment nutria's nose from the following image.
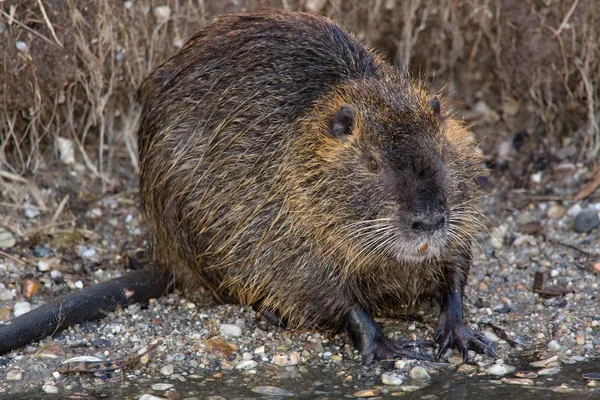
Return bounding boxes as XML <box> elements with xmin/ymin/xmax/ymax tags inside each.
<box><xmin>411</xmin><ymin>213</ymin><xmax>446</xmax><ymax>233</ymax></box>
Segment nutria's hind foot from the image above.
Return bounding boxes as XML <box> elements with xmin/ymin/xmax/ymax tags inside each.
<box><xmin>344</xmin><ymin>305</ymin><xmax>429</xmax><ymax>365</ymax></box>
<box><xmin>254</xmin><ymin>305</ymin><xmax>288</xmax><ymax>329</ymax></box>
<box><xmin>434</xmin><ymin>323</ymin><xmax>496</xmax><ymax>362</ymax></box>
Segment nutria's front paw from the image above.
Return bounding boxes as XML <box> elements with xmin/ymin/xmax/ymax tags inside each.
<box><xmin>434</xmin><ymin>322</ymin><xmax>496</xmax><ymax>362</ymax></box>
<box><xmin>362</xmin><ymin>335</ymin><xmax>430</xmax><ymax>365</ymax></box>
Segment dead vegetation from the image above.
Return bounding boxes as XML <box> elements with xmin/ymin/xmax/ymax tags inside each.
<box><xmin>0</xmin><ymin>0</ymin><xmax>598</xmax><ymax>184</ymax></box>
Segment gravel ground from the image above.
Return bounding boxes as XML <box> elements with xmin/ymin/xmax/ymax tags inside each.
<box><xmin>0</xmin><ymin>161</ymin><xmax>599</xmax><ymax>399</ymax></box>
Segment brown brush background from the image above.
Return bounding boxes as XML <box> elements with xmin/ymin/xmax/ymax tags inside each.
<box><xmin>1</xmin><ymin>0</ymin><xmax>598</xmax><ymax>182</ymax></box>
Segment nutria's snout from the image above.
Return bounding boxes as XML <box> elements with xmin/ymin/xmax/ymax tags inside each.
<box><xmin>410</xmin><ymin>211</ymin><xmax>447</xmax><ymax>233</ymax></box>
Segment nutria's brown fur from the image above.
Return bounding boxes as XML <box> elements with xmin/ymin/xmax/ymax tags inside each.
<box><xmin>137</xmin><ymin>9</ymin><xmax>494</xmax><ymax>362</ymax></box>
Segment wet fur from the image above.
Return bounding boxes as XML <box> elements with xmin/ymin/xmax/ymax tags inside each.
<box><xmin>138</xmin><ymin>10</ymin><xmax>485</xmax><ymax>331</ymax></box>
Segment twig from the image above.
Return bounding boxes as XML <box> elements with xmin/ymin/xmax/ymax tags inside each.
<box><xmin>0</xmin><ymin>250</ymin><xmax>29</xmax><ymax>266</ymax></box>
<box><xmin>51</xmin><ymin>195</ymin><xmax>70</xmax><ymax>224</ymax></box>
<box><xmin>556</xmin><ymin>0</ymin><xmax>580</xmax><ymax>35</ymax></box>
<box><xmin>574</xmin><ymin>169</ymin><xmax>600</xmax><ymax>200</ymax></box>
<box><xmin>36</xmin><ymin>0</ymin><xmax>63</xmax><ymax>47</ymax></box>
<box><xmin>0</xmin><ymin>170</ymin><xmax>27</xmax><ymax>183</ymax></box>
<box><xmin>550</xmin><ymin>239</ymin><xmax>598</xmax><ymax>257</ymax></box>
<box><xmin>0</xmin><ymin>10</ymin><xmax>56</xmax><ymax>47</ymax></box>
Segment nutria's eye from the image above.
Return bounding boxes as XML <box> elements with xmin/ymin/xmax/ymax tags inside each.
<box><xmin>369</xmin><ymin>158</ymin><xmax>379</xmax><ymax>172</ymax></box>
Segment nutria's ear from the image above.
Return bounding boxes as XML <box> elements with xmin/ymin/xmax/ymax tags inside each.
<box><xmin>330</xmin><ymin>104</ymin><xmax>355</xmax><ymax>136</ymax></box>
<box><xmin>428</xmin><ymin>97</ymin><xmax>441</xmax><ymax>118</ymax></box>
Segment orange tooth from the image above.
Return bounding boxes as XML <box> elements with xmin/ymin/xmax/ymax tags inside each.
<box><xmin>419</xmin><ymin>243</ymin><xmax>429</xmax><ymax>253</ymax></box>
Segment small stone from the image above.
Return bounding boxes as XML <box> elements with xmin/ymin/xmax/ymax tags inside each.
<box><xmin>220</xmin><ymin>360</ymin><xmax>235</xmax><ymax>370</ymax></box>
<box><xmin>447</xmin><ymin>355</ymin><xmax>463</xmax><ymax>365</ymax></box>
<box><xmin>37</xmin><ymin>259</ymin><xmax>52</xmax><ymax>272</ymax></box>
<box><xmin>160</xmin><ymin>364</ymin><xmax>174</xmax><ymax>376</ymax></box>
<box><xmin>546</xmin><ymin>205</ymin><xmax>566</xmax><ymax>219</ymax></box>
<box><xmin>22</xmin><ymin>278</ymin><xmax>40</xmax><ymax>299</ymax></box>
<box><xmin>139</xmin><ymin>395</ymin><xmax>168</xmax><ymax>400</ymax></box>
<box><xmin>400</xmin><ymin>385</ymin><xmax>423</xmax><ymax>392</ymax></box>
<box><xmin>547</xmin><ymin>340</ymin><xmax>561</xmax><ymax>351</ymax></box>
<box><xmin>394</xmin><ymin>359</ymin><xmax>416</xmax><ymax>370</ymax></box>
<box><xmin>0</xmin><ymin>289</ymin><xmax>14</xmax><ymax>301</ymax></box>
<box><xmin>91</xmin><ymin>338</ymin><xmax>111</xmax><ymax>348</ymax></box>
<box><xmin>140</xmin><ymin>355</ymin><xmax>150</xmax><ymax>364</ymax></box>
<box><xmin>573</xmin><ymin>209</ymin><xmax>599</xmax><ymax>232</ymax></box>
<box><xmin>204</xmin><ymin>336</ymin><xmax>232</xmax><ymax>358</ymax></box>
<box><xmin>37</xmin><ymin>343</ymin><xmax>67</xmax><ymax>359</ymax></box>
<box><xmin>24</xmin><ymin>206</ymin><xmax>40</xmax><ymax>218</ymax></box>
<box><xmin>213</xmin><ymin>372</ymin><xmax>223</xmax><ymax>379</ymax></box>
<box><xmin>567</xmin><ymin>204</ymin><xmax>583</xmax><ymax>217</ymax></box>
<box><xmin>353</xmin><ymin>389</ymin><xmax>380</xmax><ymax>397</ymax></box>
<box><xmin>583</xmin><ymin>373</ymin><xmax>600</xmax><ymax>380</ymax></box>
<box><xmin>0</xmin><ymin>229</ymin><xmax>16</xmax><ymax>248</ymax></box>
<box><xmin>551</xmin><ymin>385</ymin><xmax>575</xmax><ymax>393</ymax></box>
<box><xmin>305</xmin><ymin>0</ymin><xmax>328</xmax><ymax>13</ymax></box>
<box><xmin>236</xmin><ymin>360</ymin><xmax>258</xmax><ymax>370</ymax></box>
<box><xmin>13</xmin><ymin>301</ymin><xmax>31</xmax><ymax>317</ymax></box>
<box><xmin>409</xmin><ymin>366</ymin><xmax>430</xmax><ymax>381</ymax></box>
<box><xmin>381</xmin><ymin>371</ymin><xmax>404</xmax><ymax>385</ymax></box>
<box><xmin>530</xmin><ymin>355</ymin><xmax>558</xmax><ymax>367</ymax></box>
<box><xmin>484</xmin><ymin>331</ymin><xmax>500</xmax><ymax>343</ymax></box>
<box><xmin>6</xmin><ymin>370</ymin><xmax>23</xmax><ymax>381</ymax></box>
<box><xmin>504</xmin><ymin>378</ymin><xmax>534</xmax><ymax>386</ymax></box>
<box><xmin>76</xmin><ymin>245</ymin><xmax>96</xmax><ymax>259</ymax></box>
<box><xmin>15</xmin><ymin>41</ymin><xmax>28</xmax><ymax>53</ymax></box>
<box><xmin>594</xmin><ymin>263</ymin><xmax>600</xmax><ymax>272</ymax></box>
<box><xmin>487</xmin><ymin>364</ymin><xmax>508</xmax><ymax>376</ymax></box>
<box><xmin>538</xmin><ymin>367</ymin><xmax>561</xmax><ymax>376</ymax></box>
<box><xmin>32</xmin><ymin>246</ymin><xmax>51</xmax><ymax>257</ymax></box>
<box><xmin>254</xmin><ymin>346</ymin><xmax>265</xmax><ymax>354</ymax></box>
<box><xmin>42</xmin><ymin>384</ymin><xmax>59</xmax><ymax>394</ymax></box>
<box><xmin>242</xmin><ymin>352</ymin><xmax>253</xmax><ymax>360</ymax></box>
<box><xmin>151</xmin><ymin>383</ymin><xmax>174</xmax><ymax>391</ymax></box>
<box><xmin>252</xmin><ymin>386</ymin><xmax>295</xmax><ymax>396</ymax></box>
<box><xmin>271</xmin><ymin>351</ymin><xmax>301</xmax><ymax>366</ymax></box>
<box><xmin>514</xmin><ymin>371</ymin><xmax>538</xmax><ymax>379</ymax></box>
<box><xmin>219</xmin><ymin>324</ymin><xmax>242</xmax><ymax>337</ymax></box>
<box><xmin>153</xmin><ymin>6</ymin><xmax>171</xmax><ymax>22</ymax></box>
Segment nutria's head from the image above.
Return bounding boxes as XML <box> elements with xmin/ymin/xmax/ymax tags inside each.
<box><xmin>291</xmin><ymin>78</ymin><xmax>484</xmax><ymax>266</ymax></box>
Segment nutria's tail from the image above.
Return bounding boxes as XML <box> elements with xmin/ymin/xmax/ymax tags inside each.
<box><xmin>0</xmin><ymin>267</ymin><xmax>171</xmax><ymax>356</ymax></box>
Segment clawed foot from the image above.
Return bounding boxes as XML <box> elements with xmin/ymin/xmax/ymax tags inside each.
<box><xmin>434</xmin><ymin>322</ymin><xmax>496</xmax><ymax>362</ymax></box>
<box><xmin>362</xmin><ymin>335</ymin><xmax>430</xmax><ymax>364</ymax></box>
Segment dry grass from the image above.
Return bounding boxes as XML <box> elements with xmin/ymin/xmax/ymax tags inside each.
<box><xmin>0</xmin><ymin>0</ymin><xmax>598</xmax><ymax>185</ymax></box>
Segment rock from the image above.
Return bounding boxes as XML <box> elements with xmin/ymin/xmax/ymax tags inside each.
<box><xmin>160</xmin><ymin>364</ymin><xmax>174</xmax><ymax>376</ymax></box>
<box><xmin>42</xmin><ymin>384</ymin><xmax>59</xmax><ymax>394</ymax></box>
<box><xmin>91</xmin><ymin>338</ymin><xmax>111</xmax><ymax>348</ymax></box>
<box><xmin>567</xmin><ymin>204</ymin><xmax>583</xmax><ymax>217</ymax></box>
<box><xmin>530</xmin><ymin>355</ymin><xmax>558</xmax><ymax>367</ymax></box>
<box><xmin>13</xmin><ymin>301</ymin><xmax>31</xmax><ymax>317</ymax></box>
<box><xmin>220</xmin><ymin>360</ymin><xmax>235</xmax><ymax>370</ymax></box>
<box><xmin>394</xmin><ymin>359</ymin><xmax>416</xmax><ymax>370</ymax></box>
<box><xmin>37</xmin><ymin>344</ymin><xmax>67</xmax><ymax>359</ymax></box>
<box><xmin>583</xmin><ymin>373</ymin><xmax>600</xmax><ymax>380</ymax></box>
<box><xmin>252</xmin><ymin>386</ymin><xmax>295</xmax><ymax>396</ymax></box>
<box><xmin>305</xmin><ymin>0</ymin><xmax>328</xmax><ymax>13</ymax></box>
<box><xmin>139</xmin><ymin>395</ymin><xmax>168</xmax><ymax>400</ymax></box>
<box><xmin>32</xmin><ymin>246</ymin><xmax>51</xmax><ymax>257</ymax></box>
<box><xmin>254</xmin><ymin>346</ymin><xmax>265</xmax><ymax>355</ymax></box>
<box><xmin>76</xmin><ymin>245</ymin><xmax>96</xmax><ymax>259</ymax></box>
<box><xmin>37</xmin><ymin>259</ymin><xmax>52</xmax><ymax>272</ymax></box>
<box><xmin>547</xmin><ymin>340</ymin><xmax>561</xmax><ymax>351</ymax></box>
<box><xmin>573</xmin><ymin>209</ymin><xmax>599</xmax><ymax>232</ymax></box>
<box><xmin>504</xmin><ymin>378</ymin><xmax>534</xmax><ymax>386</ymax></box>
<box><xmin>271</xmin><ymin>351</ymin><xmax>301</xmax><ymax>366</ymax></box>
<box><xmin>546</xmin><ymin>205</ymin><xmax>566</xmax><ymax>219</ymax></box>
<box><xmin>514</xmin><ymin>371</ymin><xmax>538</xmax><ymax>378</ymax></box>
<box><xmin>24</xmin><ymin>206</ymin><xmax>40</xmax><ymax>219</ymax></box>
<box><xmin>409</xmin><ymin>366</ymin><xmax>430</xmax><ymax>381</ymax></box>
<box><xmin>353</xmin><ymin>389</ymin><xmax>380</xmax><ymax>397</ymax></box>
<box><xmin>151</xmin><ymin>383</ymin><xmax>174</xmax><ymax>391</ymax></box>
<box><xmin>204</xmin><ymin>336</ymin><xmax>233</xmax><ymax>358</ymax></box>
<box><xmin>551</xmin><ymin>385</ymin><xmax>575</xmax><ymax>393</ymax></box>
<box><xmin>538</xmin><ymin>367</ymin><xmax>561</xmax><ymax>376</ymax></box>
<box><xmin>381</xmin><ymin>371</ymin><xmax>404</xmax><ymax>385</ymax></box>
<box><xmin>0</xmin><ymin>229</ymin><xmax>16</xmax><ymax>248</ymax></box>
<box><xmin>153</xmin><ymin>6</ymin><xmax>171</xmax><ymax>22</ymax></box>
<box><xmin>0</xmin><ymin>307</ymin><xmax>11</xmax><ymax>321</ymax></box>
<box><xmin>235</xmin><ymin>360</ymin><xmax>258</xmax><ymax>370</ymax></box>
<box><xmin>219</xmin><ymin>324</ymin><xmax>242</xmax><ymax>337</ymax></box>
<box><xmin>242</xmin><ymin>352</ymin><xmax>253</xmax><ymax>360</ymax></box>
<box><xmin>15</xmin><ymin>41</ymin><xmax>28</xmax><ymax>53</ymax></box>
<box><xmin>487</xmin><ymin>364</ymin><xmax>508</xmax><ymax>376</ymax></box>
<box><xmin>6</xmin><ymin>370</ymin><xmax>23</xmax><ymax>381</ymax></box>
<box><xmin>0</xmin><ymin>288</ymin><xmax>14</xmax><ymax>301</ymax></box>
<box><xmin>22</xmin><ymin>278</ymin><xmax>40</xmax><ymax>299</ymax></box>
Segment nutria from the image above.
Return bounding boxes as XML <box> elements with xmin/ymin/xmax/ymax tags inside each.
<box><xmin>0</xmin><ymin>9</ymin><xmax>495</xmax><ymax>363</ymax></box>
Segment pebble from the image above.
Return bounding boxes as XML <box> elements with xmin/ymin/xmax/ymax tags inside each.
<box><xmin>271</xmin><ymin>351</ymin><xmax>301</xmax><ymax>366</ymax></box>
<box><xmin>42</xmin><ymin>384</ymin><xmax>59</xmax><ymax>394</ymax></box>
<box><xmin>13</xmin><ymin>301</ymin><xmax>31</xmax><ymax>317</ymax></box>
<box><xmin>220</xmin><ymin>360</ymin><xmax>235</xmax><ymax>370</ymax></box>
<box><xmin>91</xmin><ymin>338</ymin><xmax>111</xmax><ymax>348</ymax></box>
<box><xmin>76</xmin><ymin>245</ymin><xmax>96</xmax><ymax>259</ymax></box>
<box><xmin>353</xmin><ymin>389</ymin><xmax>380</xmax><ymax>397</ymax></box>
<box><xmin>547</xmin><ymin>340</ymin><xmax>561</xmax><ymax>351</ymax></box>
<box><xmin>483</xmin><ymin>331</ymin><xmax>500</xmax><ymax>343</ymax></box>
<box><xmin>252</xmin><ymin>386</ymin><xmax>295</xmax><ymax>396</ymax></box>
<box><xmin>151</xmin><ymin>383</ymin><xmax>174</xmax><ymax>391</ymax></box>
<box><xmin>546</xmin><ymin>205</ymin><xmax>566</xmax><ymax>219</ymax></box>
<box><xmin>0</xmin><ymin>307</ymin><xmax>12</xmax><ymax>321</ymax></box>
<box><xmin>219</xmin><ymin>323</ymin><xmax>242</xmax><ymax>337</ymax></box>
<box><xmin>6</xmin><ymin>370</ymin><xmax>23</xmax><ymax>381</ymax></box>
<box><xmin>514</xmin><ymin>371</ymin><xmax>538</xmax><ymax>379</ymax></box>
<box><xmin>160</xmin><ymin>364</ymin><xmax>174</xmax><ymax>376</ymax></box>
<box><xmin>594</xmin><ymin>263</ymin><xmax>600</xmax><ymax>272</ymax></box>
<box><xmin>551</xmin><ymin>385</ymin><xmax>575</xmax><ymax>393</ymax></box>
<box><xmin>32</xmin><ymin>246</ymin><xmax>51</xmax><ymax>257</ymax></box>
<box><xmin>37</xmin><ymin>344</ymin><xmax>67</xmax><ymax>358</ymax></box>
<box><xmin>22</xmin><ymin>278</ymin><xmax>40</xmax><ymax>298</ymax></box>
<box><xmin>242</xmin><ymin>352</ymin><xmax>253</xmax><ymax>360</ymax></box>
<box><xmin>394</xmin><ymin>359</ymin><xmax>416</xmax><ymax>370</ymax></box>
<box><xmin>15</xmin><ymin>41</ymin><xmax>29</xmax><ymax>53</ymax></box>
<box><xmin>24</xmin><ymin>206</ymin><xmax>40</xmax><ymax>218</ymax></box>
<box><xmin>573</xmin><ymin>209</ymin><xmax>599</xmax><ymax>232</ymax></box>
<box><xmin>487</xmin><ymin>364</ymin><xmax>509</xmax><ymax>376</ymax></box>
<box><xmin>254</xmin><ymin>346</ymin><xmax>265</xmax><ymax>354</ymax></box>
<box><xmin>0</xmin><ymin>228</ymin><xmax>16</xmax><ymax>248</ymax></box>
<box><xmin>538</xmin><ymin>367</ymin><xmax>561</xmax><ymax>376</ymax></box>
<box><xmin>381</xmin><ymin>371</ymin><xmax>404</xmax><ymax>385</ymax></box>
<box><xmin>204</xmin><ymin>336</ymin><xmax>232</xmax><ymax>358</ymax></box>
<box><xmin>153</xmin><ymin>6</ymin><xmax>171</xmax><ymax>22</ymax></box>
<box><xmin>567</xmin><ymin>204</ymin><xmax>583</xmax><ymax>217</ymax></box>
<box><xmin>139</xmin><ymin>395</ymin><xmax>168</xmax><ymax>400</ymax></box>
<box><xmin>235</xmin><ymin>360</ymin><xmax>258</xmax><ymax>370</ymax></box>
<box><xmin>0</xmin><ymin>288</ymin><xmax>14</xmax><ymax>301</ymax></box>
<box><xmin>504</xmin><ymin>378</ymin><xmax>534</xmax><ymax>386</ymax></box>
<box><xmin>530</xmin><ymin>355</ymin><xmax>558</xmax><ymax>367</ymax></box>
<box><xmin>37</xmin><ymin>259</ymin><xmax>52</xmax><ymax>271</ymax></box>
<box><xmin>583</xmin><ymin>373</ymin><xmax>600</xmax><ymax>380</ymax></box>
<box><xmin>409</xmin><ymin>366</ymin><xmax>430</xmax><ymax>381</ymax></box>
<box><xmin>305</xmin><ymin>0</ymin><xmax>328</xmax><ymax>13</ymax></box>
